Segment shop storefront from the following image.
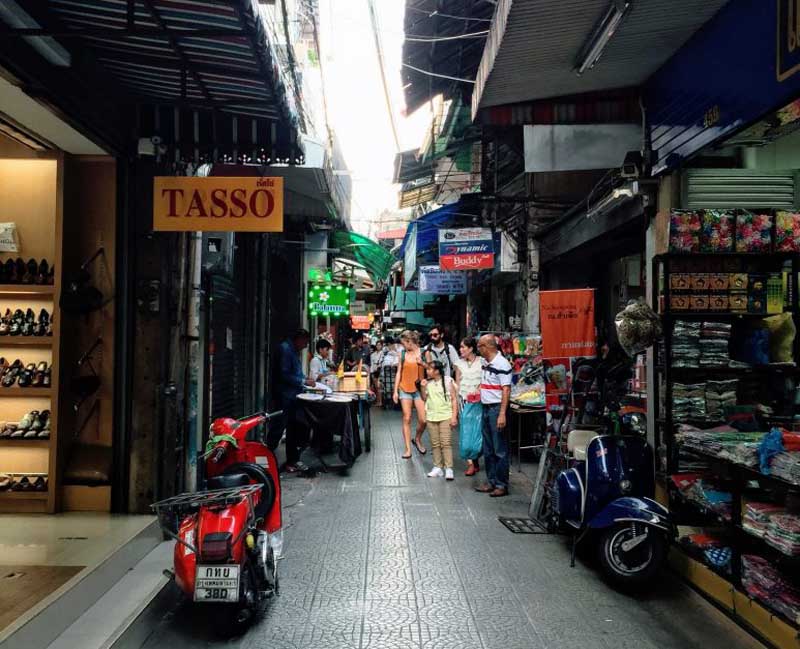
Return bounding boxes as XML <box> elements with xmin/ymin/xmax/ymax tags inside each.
<box><xmin>644</xmin><ymin>1</ymin><xmax>800</xmax><ymax>645</ymax></box>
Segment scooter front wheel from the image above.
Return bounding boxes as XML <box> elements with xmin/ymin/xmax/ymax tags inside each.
<box><xmin>598</xmin><ymin>522</ymin><xmax>665</xmax><ymax>588</ymax></box>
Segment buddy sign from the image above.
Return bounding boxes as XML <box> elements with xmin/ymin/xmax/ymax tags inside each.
<box><xmin>438</xmin><ymin>228</ymin><xmax>494</xmax><ymax>270</ymax></box>
<box><xmin>153</xmin><ymin>177</ymin><xmax>284</xmax><ymax>232</ymax></box>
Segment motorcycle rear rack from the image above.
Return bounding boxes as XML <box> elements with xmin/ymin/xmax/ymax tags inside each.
<box><xmin>151</xmin><ymin>485</ymin><xmax>261</xmax><ymax>556</ymax></box>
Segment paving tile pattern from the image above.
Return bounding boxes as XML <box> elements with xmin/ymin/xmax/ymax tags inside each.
<box><xmin>142</xmin><ymin>409</ymin><xmax>764</xmax><ymax>649</ymax></box>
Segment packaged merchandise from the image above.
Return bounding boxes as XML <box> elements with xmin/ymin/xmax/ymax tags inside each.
<box><xmin>776</xmin><ymin>211</ymin><xmax>800</xmax><ymax>252</ymax></box>
<box><xmin>669</xmin><ymin>210</ymin><xmax>702</xmax><ymax>253</ymax></box>
<box><xmin>736</xmin><ymin>211</ymin><xmax>773</xmax><ymax>252</ymax></box>
<box><xmin>743</xmin><ymin>502</ymin><xmax>785</xmax><ymax>538</ymax></box>
<box><xmin>742</xmin><ymin>555</ymin><xmax>800</xmax><ymax>623</ymax></box>
<box><xmin>700</xmin><ymin>210</ymin><xmax>735</xmax><ymax>252</ymax></box>
<box><xmin>672</xmin><ymin>320</ymin><xmax>701</xmax><ymax>368</ymax></box>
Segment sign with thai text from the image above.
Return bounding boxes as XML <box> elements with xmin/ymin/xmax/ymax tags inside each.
<box><xmin>438</xmin><ymin>228</ymin><xmax>494</xmax><ymax>270</ymax></box>
<box><xmin>418</xmin><ymin>265</ymin><xmax>467</xmax><ymax>294</ymax></box>
<box><xmin>350</xmin><ymin>315</ymin><xmax>373</xmax><ymax>330</ymax></box>
<box><xmin>540</xmin><ymin>289</ymin><xmax>596</xmax><ymax>359</ymax></box>
<box><xmin>153</xmin><ymin>177</ymin><xmax>284</xmax><ymax>232</ymax></box>
<box><xmin>308</xmin><ymin>284</ymin><xmax>350</xmax><ymax>317</ymax></box>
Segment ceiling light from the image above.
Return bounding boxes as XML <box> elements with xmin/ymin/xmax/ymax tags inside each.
<box><xmin>574</xmin><ymin>0</ymin><xmax>631</xmax><ymax>75</ymax></box>
<box><xmin>0</xmin><ymin>1</ymin><xmax>71</xmax><ymax>67</ymax></box>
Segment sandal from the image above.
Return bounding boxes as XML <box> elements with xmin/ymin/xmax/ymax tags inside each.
<box><xmin>38</xmin><ymin>428</ymin><xmax>50</xmax><ymax>439</ymax></box>
<box><xmin>402</xmin><ymin>453</ymin><xmax>412</xmax><ymax>459</ymax></box>
<box><xmin>412</xmin><ymin>439</ymin><xmax>427</xmax><ymax>455</ymax></box>
<box><xmin>0</xmin><ymin>310</ymin><xmax>11</xmax><ymax>336</ymax></box>
<box><xmin>2</xmin><ymin>359</ymin><xmax>22</xmax><ymax>387</ymax></box>
<box><xmin>17</xmin><ymin>364</ymin><xmax>36</xmax><ymax>388</ymax></box>
<box><xmin>20</xmin><ymin>309</ymin><xmax>35</xmax><ymax>336</ymax></box>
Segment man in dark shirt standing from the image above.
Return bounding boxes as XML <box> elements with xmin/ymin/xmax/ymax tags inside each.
<box><xmin>272</xmin><ymin>329</ymin><xmax>314</xmax><ymax>472</ymax></box>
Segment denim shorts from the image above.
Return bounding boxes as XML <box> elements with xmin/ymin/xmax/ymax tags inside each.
<box><xmin>398</xmin><ymin>389</ymin><xmax>421</xmax><ymax>400</ymax></box>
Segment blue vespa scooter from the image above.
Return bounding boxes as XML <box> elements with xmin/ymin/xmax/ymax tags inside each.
<box><xmin>534</xmin><ymin>353</ymin><xmax>673</xmax><ymax>587</ymax></box>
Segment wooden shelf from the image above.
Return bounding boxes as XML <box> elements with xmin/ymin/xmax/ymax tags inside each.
<box><xmin>0</xmin><ymin>439</ymin><xmax>48</xmax><ymax>447</ymax></box>
<box><xmin>0</xmin><ymin>491</ymin><xmax>47</xmax><ymax>500</ymax></box>
<box><xmin>0</xmin><ymin>337</ymin><xmax>53</xmax><ymax>346</ymax></box>
<box><xmin>0</xmin><ymin>388</ymin><xmax>52</xmax><ymax>397</ymax></box>
<box><xmin>0</xmin><ymin>285</ymin><xmax>54</xmax><ymax>296</ymax></box>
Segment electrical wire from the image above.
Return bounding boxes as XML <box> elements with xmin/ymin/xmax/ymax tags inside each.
<box><xmin>402</xmin><ymin>62</ymin><xmax>475</xmax><ymax>84</ymax></box>
<box><xmin>406</xmin><ymin>6</ymin><xmax>492</xmax><ymax>22</ymax></box>
<box><xmin>404</xmin><ymin>30</ymin><xmax>489</xmax><ymax>42</ymax></box>
<box><xmin>367</xmin><ymin>0</ymin><xmax>401</xmax><ymax>153</ymax></box>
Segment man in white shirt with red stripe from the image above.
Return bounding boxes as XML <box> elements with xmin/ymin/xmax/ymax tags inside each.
<box><xmin>474</xmin><ymin>334</ymin><xmax>512</xmax><ymax>497</ymax></box>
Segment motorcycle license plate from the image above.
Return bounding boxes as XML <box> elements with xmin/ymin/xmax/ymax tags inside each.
<box><xmin>194</xmin><ymin>565</ymin><xmax>240</xmax><ymax>602</ymax></box>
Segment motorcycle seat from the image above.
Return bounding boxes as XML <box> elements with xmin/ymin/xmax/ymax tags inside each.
<box><xmin>207</xmin><ymin>473</ymin><xmax>250</xmax><ymax>490</ymax></box>
<box><xmin>567</xmin><ymin>430</ymin><xmax>596</xmax><ymax>461</ymax></box>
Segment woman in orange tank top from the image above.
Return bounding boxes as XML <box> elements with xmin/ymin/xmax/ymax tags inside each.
<box><xmin>393</xmin><ymin>330</ymin><xmax>427</xmax><ymax>459</ymax></box>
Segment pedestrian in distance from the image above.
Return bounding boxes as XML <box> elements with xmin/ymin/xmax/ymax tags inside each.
<box><xmin>393</xmin><ymin>329</ymin><xmax>427</xmax><ymax>459</ymax></box>
<box><xmin>474</xmin><ymin>334</ymin><xmax>512</xmax><ymax>497</ymax></box>
<box><xmin>420</xmin><ymin>360</ymin><xmax>458</xmax><ymax>480</ymax></box>
<box><xmin>454</xmin><ymin>336</ymin><xmax>483</xmax><ymax>476</ymax></box>
<box><xmin>309</xmin><ymin>338</ymin><xmax>333</xmax><ymax>383</ymax></box>
<box><xmin>423</xmin><ymin>323</ymin><xmax>459</xmax><ymax>378</ymax></box>
<box><xmin>370</xmin><ymin>341</ymin><xmax>384</xmax><ymax>407</ymax></box>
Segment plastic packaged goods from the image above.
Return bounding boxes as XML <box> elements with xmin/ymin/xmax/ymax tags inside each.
<box><xmin>614</xmin><ymin>300</ymin><xmax>662</xmax><ymax>356</ymax></box>
<box><xmin>776</xmin><ymin>211</ymin><xmax>800</xmax><ymax>252</ymax></box>
<box><xmin>669</xmin><ymin>210</ymin><xmax>702</xmax><ymax>253</ymax></box>
<box><xmin>700</xmin><ymin>210</ymin><xmax>735</xmax><ymax>252</ymax></box>
<box><xmin>736</xmin><ymin>211</ymin><xmax>773</xmax><ymax>252</ymax></box>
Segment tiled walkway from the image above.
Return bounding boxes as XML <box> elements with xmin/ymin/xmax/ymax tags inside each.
<box><xmin>142</xmin><ymin>409</ymin><xmax>763</xmax><ymax>649</ymax></box>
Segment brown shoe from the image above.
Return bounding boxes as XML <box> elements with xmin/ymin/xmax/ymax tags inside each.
<box><xmin>474</xmin><ymin>484</ymin><xmax>493</xmax><ymax>493</ymax></box>
<box><xmin>489</xmin><ymin>488</ymin><xmax>508</xmax><ymax>498</ymax></box>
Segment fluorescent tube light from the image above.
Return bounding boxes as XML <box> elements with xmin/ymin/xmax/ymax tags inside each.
<box><xmin>574</xmin><ymin>0</ymin><xmax>631</xmax><ymax>75</ymax></box>
<box><xmin>0</xmin><ymin>1</ymin><xmax>71</xmax><ymax>67</ymax></box>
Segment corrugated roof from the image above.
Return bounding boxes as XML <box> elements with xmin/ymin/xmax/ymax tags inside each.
<box><xmin>472</xmin><ymin>0</ymin><xmax>730</xmax><ymax>116</ymax></box>
<box><xmin>402</xmin><ymin>0</ymin><xmax>495</xmax><ymax>114</ymax></box>
<box><xmin>25</xmin><ymin>0</ymin><xmax>302</xmax><ymax>159</ymax></box>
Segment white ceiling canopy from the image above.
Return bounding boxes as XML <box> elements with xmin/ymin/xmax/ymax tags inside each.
<box><xmin>472</xmin><ymin>0</ymin><xmax>731</xmax><ymax>116</ymax></box>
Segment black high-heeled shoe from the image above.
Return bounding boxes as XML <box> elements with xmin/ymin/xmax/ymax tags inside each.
<box><xmin>42</xmin><ymin>366</ymin><xmax>51</xmax><ymax>388</ymax></box>
<box><xmin>33</xmin><ymin>309</ymin><xmax>48</xmax><ymax>337</ymax></box>
<box><xmin>2</xmin><ymin>359</ymin><xmax>23</xmax><ymax>387</ymax></box>
<box><xmin>32</xmin><ymin>362</ymin><xmax>48</xmax><ymax>388</ymax></box>
<box><xmin>17</xmin><ymin>363</ymin><xmax>36</xmax><ymax>388</ymax></box>
<box><xmin>47</xmin><ymin>264</ymin><xmax>55</xmax><ymax>286</ymax></box>
<box><xmin>9</xmin><ymin>309</ymin><xmax>24</xmax><ymax>336</ymax></box>
<box><xmin>22</xmin><ymin>259</ymin><xmax>37</xmax><ymax>284</ymax></box>
<box><xmin>37</xmin><ymin>260</ymin><xmax>49</xmax><ymax>285</ymax></box>
<box><xmin>0</xmin><ymin>309</ymin><xmax>11</xmax><ymax>336</ymax></box>
<box><xmin>14</xmin><ymin>258</ymin><xmax>25</xmax><ymax>284</ymax></box>
<box><xmin>21</xmin><ymin>309</ymin><xmax>35</xmax><ymax>336</ymax></box>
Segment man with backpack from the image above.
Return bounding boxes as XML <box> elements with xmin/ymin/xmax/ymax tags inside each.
<box><xmin>423</xmin><ymin>324</ymin><xmax>459</xmax><ymax>378</ymax></box>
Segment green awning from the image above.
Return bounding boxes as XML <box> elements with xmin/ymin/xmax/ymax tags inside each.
<box><xmin>331</xmin><ymin>231</ymin><xmax>395</xmax><ymax>282</ymax></box>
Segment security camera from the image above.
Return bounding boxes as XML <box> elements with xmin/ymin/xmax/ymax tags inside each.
<box><xmin>621</xmin><ymin>151</ymin><xmax>642</xmax><ymax>179</ymax></box>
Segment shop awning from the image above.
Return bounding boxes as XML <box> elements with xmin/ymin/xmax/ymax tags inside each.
<box><xmin>2</xmin><ymin>0</ymin><xmax>302</xmax><ymax>160</ymax></box>
<box><xmin>331</xmin><ymin>231</ymin><xmax>396</xmax><ymax>283</ymax></box>
<box><xmin>402</xmin><ymin>0</ymin><xmax>495</xmax><ymax>113</ymax></box>
<box><xmin>471</xmin><ymin>0</ymin><xmax>730</xmax><ymax>117</ymax></box>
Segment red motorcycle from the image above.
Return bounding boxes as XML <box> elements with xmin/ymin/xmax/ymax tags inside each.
<box><xmin>152</xmin><ymin>411</ymin><xmax>283</xmax><ymax>630</ymax></box>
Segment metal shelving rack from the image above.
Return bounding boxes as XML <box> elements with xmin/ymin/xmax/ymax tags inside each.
<box><xmin>652</xmin><ymin>251</ymin><xmax>800</xmax><ymax>644</ymax></box>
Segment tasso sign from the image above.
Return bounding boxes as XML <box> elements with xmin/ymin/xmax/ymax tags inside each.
<box><xmin>153</xmin><ymin>177</ymin><xmax>284</xmax><ymax>232</ymax></box>
<box><xmin>438</xmin><ymin>228</ymin><xmax>494</xmax><ymax>271</ymax></box>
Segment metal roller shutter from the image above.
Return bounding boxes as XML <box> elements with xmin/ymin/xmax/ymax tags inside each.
<box><xmin>682</xmin><ymin>169</ymin><xmax>799</xmax><ymax>209</ymax></box>
<box><xmin>208</xmin><ymin>273</ymin><xmax>246</xmax><ymax>420</ymax></box>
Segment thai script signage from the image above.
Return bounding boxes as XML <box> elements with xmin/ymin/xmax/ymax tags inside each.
<box><xmin>438</xmin><ymin>228</ymin><xmax>494</xmax><ymax>270</ymax></box>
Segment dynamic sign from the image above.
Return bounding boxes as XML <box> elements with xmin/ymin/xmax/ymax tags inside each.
<box><xmin>308</xmin><ymin>284</ymin><xmax>350</xmax><ymax>317</ymax></box>
<box><xmin>153</xmin><ymin>177</ymin><xmax>284</xmax><ymax>232</ymax></box>
<box><xmin>418</xmin><ymin>265</ymin><xmax>467</xmax><ymax>294</ymax></box>
<box><xmin>438</xmin><ymin>228</ymin><xmax>494</xmax><ymax>270</ymax></box>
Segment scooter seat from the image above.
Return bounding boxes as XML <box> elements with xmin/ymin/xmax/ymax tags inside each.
<box><xmin>207</xmin><ymin>473</ymin><xmax>250</xmax><ymax>490</ymax></box>
<box><xmin>567</xmin><ymin>430</ymin><xmax>596</xmax><ymax>461</ymax></box>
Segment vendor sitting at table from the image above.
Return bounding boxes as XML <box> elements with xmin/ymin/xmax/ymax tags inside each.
<box><xmin>309</xmin><ymin>338</ymin><xmax>333</xmax><ymax>383</ymax></box>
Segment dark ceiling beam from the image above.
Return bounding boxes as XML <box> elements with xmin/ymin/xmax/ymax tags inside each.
<box><xmin>139</xmin><ymin>0</ymin><xmax>212</xmax><ymax>101</ymax></box>
<box><xmin>86</xmin><ymin>50</ymin><xmax>272</xmax><ymax>85</ymax></box>
<box><xmin>0</xmin><ymin>27</ymin><xmax>244</xmax><ymax>38</ymax></box>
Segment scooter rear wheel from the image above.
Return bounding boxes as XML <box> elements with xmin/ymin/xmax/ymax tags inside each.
<box><xmin>598</xmin><ymin>522</ymin><xmax>665</xmax><ymax>588</ymax></box>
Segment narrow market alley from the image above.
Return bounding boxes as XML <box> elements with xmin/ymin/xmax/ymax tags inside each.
<box><xmin>133</xmin><ymin>409</ymin><xmax>761</xmax><ymax>649</ymax></box>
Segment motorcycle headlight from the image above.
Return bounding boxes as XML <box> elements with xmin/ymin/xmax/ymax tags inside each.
<box><xmin>619</xmin><ymin>479</ymin><xmax>632</xmax><ymax>494</ymax></box>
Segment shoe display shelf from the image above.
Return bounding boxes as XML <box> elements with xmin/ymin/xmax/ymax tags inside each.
<box><xmin>0</xmin><ymin>157</ymin><xmax>63</xmax><ymax>514</ymax></box>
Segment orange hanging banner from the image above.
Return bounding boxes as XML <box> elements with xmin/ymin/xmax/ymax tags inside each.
<box><xmin>153</xmin><ymin>176</ymin><xmax>284</xmax><ymax>232</ymax></box>
<box><xmin>540</xmin><ymin>289</ymin><xmax>596</xmax><ymax>359</ymax></box>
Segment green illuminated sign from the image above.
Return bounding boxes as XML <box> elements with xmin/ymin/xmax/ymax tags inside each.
<box><xmin>308</xmin><ymin>284</ymin><xmax>350</xmax><ymax>317</ymax></box>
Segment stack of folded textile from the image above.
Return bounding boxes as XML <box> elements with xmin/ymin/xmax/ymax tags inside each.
<box><xmin>771</xmin><ymin>453</ymin><xmax>800</xmax><ymax>485</ymax></box>
<box><xmin>705</xmin><ymin>379</ymin><xmax>738</xmax><ymax>420</ymax></box>
<box><xmin>699</xmin><ymin>321</ymin><xmax>732</xmax><ymax>367</ymax></box>
<box><xmin>672</xmin><ymin>321</ymin><xmax>701</xmax><ymax>368</ymax></box>
<box><xmin>743</xmin><ymin>502</ymin><xmax>785</xmax><ymax>538</ymax></box>
<box><xmin>673</xmin><ymin>382</ymin><xmax>707</xmax><ymax>421</ymax></box>
<box><xmin>742</xmin><ymin>555</ymin><xmax>800</xmax><ymax>624</ymax></box>
<box><xmin>766</xmin><ymin>514</ymin><xmax>800</xmax><ymax>556</ymax></box>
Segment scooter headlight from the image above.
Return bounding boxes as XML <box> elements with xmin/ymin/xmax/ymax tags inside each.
<box><xmin>619</xmin><ymin>479</ymin><xmax>632</xmax><ymax>494</ymax></box>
